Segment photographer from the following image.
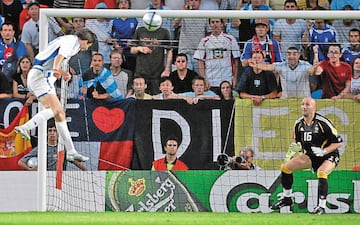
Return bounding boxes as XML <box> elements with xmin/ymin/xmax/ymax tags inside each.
<box><xmin>231</xmin><ymin>147</ymin><xmax>261</xmax><ymax>170</ymax></box>
<box><xmin>218</xmin><ymin>147</ymin><xmax>261</xmax><ymax>171</ymax></box>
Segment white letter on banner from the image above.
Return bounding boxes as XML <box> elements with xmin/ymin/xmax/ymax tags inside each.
<box><xmin>306</xmin><ymin>180</ymin><xmax>319</xmax><ymax>211</ymax></box>
<box><xmin>317</xmin><ymin>107</ymin><xmax>349</xmax><ymax>155</ymax></box>
<box><xmin>2</xmin><ymin>101</ymin><xmax>23</xmax><ymax>127</ymax></box>
<box><xmin>237</xmin><ymin>193</ymin><xmax>272</xmax><ymax>213</ymax></box>
<box><xmin>152</xmin><ymin>109</ymin><xmax>191</xmax><ymax>160</ymax></box>
<box><xmin>252</xmin><ymin>107</ymin><xmax>289</xmax><ymax>159</ymax></box>
<box><xmin>326</xmin><ymin>193</ymin><xmax>350</xmax><ymax>213</ymax></box>
<box><xmin>212</xmin><ymin>109</ymin><xmax>222</xmax><ymax>162</ymax></box>
<box><xmin>209</xmin><ymin>170</ymin><xmax>280</xmax><ymax>212</ymax></box>
<box><xmin>353</xmin><ymin>180</ymin><xmax>360</xmax><ymax>213</ymax></box>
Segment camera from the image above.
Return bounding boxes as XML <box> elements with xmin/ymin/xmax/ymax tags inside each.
<box><xmin>217</xmin><ymin>153</ymin><xmax>231</xmax><ymax>167</ymax></box>
<box><xmin>234</xmin><ymin>155</ymin><xmax>248</xmax><ymax>164</ymax></box>
<box><xmin>217</xmin><ymin>153</ymin><xmax>248</xmax><ymax>168</ymax></box>
<box><xmin>186</xmin><ymin>5</ymin><xmax>193</xmax><ymax>10</ymax></box>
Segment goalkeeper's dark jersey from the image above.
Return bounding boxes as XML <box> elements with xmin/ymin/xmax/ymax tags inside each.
<box><xmin>293</xmin><ymin>113</ymin><xmax>343</xmax><ymax>157</ymax></box>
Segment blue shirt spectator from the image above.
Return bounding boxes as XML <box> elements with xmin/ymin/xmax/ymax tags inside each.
<box><xmin>330</xmin><ymin>0</ymin><xmax>360</xmax><ymax>10</ymax></box>
<box><xmin>308</xmin><ymin>20</ymin><xmax>337</xmax><ymax>62</ymax></box>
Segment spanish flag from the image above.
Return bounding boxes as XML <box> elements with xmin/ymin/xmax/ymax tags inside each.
<box><xmin>0</xmin><ymin>105</ymin><xmax>32</xmax><ymax>170</ymax></box>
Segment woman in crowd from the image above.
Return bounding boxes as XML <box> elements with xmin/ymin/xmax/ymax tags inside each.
<box><xmin>345</xmin><ymin>56</ymin><xmax>360</xmax><ymax>102</ymax></box>
<box><xmin>12</xmin><ymin>55</ymin><xmax>35</xmax><ymax>105</ymax></box>
<box><xmin>219</xmin><ymin>80</ymin><xmax>234</xmax><ymax>100</ymax></box>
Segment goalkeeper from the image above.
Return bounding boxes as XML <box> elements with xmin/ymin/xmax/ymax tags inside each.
<box><xmin>271</xmin><ymin>97</ymin><xmax>343</xmax><ymax>214</ymax></box>
<box><xmin>15</xmin><ymin>29</ymin><xmax>96</xmax><ymax>162</ymax></box>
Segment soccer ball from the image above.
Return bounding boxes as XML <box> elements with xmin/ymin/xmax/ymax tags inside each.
<box><xmin>143</xmin><ymin>12</ymin><xmax>162</xmax><ymax>31</ymax></box>
<box><xmin>27</xmin><ymin>157</ymin><xmax>38</xmax><ymax>168</ymax></box>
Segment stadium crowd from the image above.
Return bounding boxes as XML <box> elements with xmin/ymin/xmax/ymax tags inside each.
<box><xmin>0</xmin><ymin>0</ymin><xmax>359</xmax><ymax>103</ymax></box>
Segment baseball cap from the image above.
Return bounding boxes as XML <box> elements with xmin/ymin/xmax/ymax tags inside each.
<box><xmin>254</xmin><ymin>18</ymin><xmax>269</xmax><ymax>27</ymax></box>
<box><xmin>95</xmin><ymin>2</ymin><xmax>108</xmax><ymax>9</ymax></box>
<box><xmin>28</xmin><ymin>0</ymin><xmax>40</xmax><ymax>7</ymax></box>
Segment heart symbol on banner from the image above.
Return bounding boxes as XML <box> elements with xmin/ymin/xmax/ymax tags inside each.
<box><xmin>92</xmin><ymin>106</ymin><xmax>125</xmax><ymax>133</ymax></box>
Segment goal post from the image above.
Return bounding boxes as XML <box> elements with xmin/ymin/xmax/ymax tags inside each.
<box><xmin>36</xmin><ymin>8</ymin><xmax>360</xmax><ymax>212</ymax></box>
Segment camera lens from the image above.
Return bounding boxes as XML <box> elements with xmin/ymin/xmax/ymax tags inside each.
<box><xmin>235</xmin><ymin>155</ymin><xmax>247</xmax><ymax>163</ymax></box>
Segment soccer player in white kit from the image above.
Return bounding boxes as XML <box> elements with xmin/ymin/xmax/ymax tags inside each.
<box><xmin>15</xmin><ymin>29</ymin><xmax>96</xmax><ymax>162</ymax></box>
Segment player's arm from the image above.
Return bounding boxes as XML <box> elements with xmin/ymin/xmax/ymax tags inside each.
<box><xmin>52</xmin><ymin>54</ymin><xmax>71</xmax><ymax>80</ymax></box>
<box><xmin>312</xmin><ymin>142</ymin><xmax>342</xmax><ymax>156</ymax></box>
<box><xmin>312</xmin><ymin>123</ymin><xmax>343</xmax><ymax>156</ymax></box>
<box><xmin>324</xmin><ymin>142</ymin><xmax>342</xmax><ymax>154</ymax></box>
<box><xmin>53</xmin><ymin>54</ymin><xmax>65</xmax><ymax>71</ymax></box>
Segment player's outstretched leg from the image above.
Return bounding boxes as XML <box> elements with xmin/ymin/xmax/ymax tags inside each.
<box><xmin>15</xmin><ymin>108</ymin><xmax>55</xmax><ymax>140</ymax></box>
<box><xmin>14</xmin><ymin>126</ymin><xmax>31</xmax><ymax>140</ymax></box>
<box><xmin>66</xmin><ymin>151</ymin><xmax>89</xmax><ymax>162</ymax></box>
<box><xmin>55</xmin><ymin>120</ymin><xmax>89</xmax><ymax>162</ymax></box>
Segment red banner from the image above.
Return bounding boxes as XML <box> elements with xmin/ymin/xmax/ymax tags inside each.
<box><xmin>0</xmin><ymin>105</ymin><xmax>32</xmax><ymax>170</ymax></box>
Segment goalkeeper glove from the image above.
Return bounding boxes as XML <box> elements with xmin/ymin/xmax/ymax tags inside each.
<box><xmin>311</xmin><ymin>147</ymin><xmax>327</xmax><ymax>157</ymax></box>
<box><xmin>284</xmin><ymin>142</ymin><xmax>302</xmax><ymax>162</ymax></box>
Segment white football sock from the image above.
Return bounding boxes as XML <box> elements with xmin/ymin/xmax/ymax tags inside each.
<box><xmin>55</xmin><ymin>121</ymin><xmax>76</xmax><ymax>154</ymax></box>
<box><xmin>23</xmin><ymin>108</ymin><xmax>54</xmax><ymax>130</ymax></box>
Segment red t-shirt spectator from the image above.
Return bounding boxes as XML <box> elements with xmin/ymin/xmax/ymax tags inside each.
<box><xmin>152</xmin><ymin>158</ymin><xmax>189</xmax><ymax>171</ymax></box>
<box><xmin>84</xmin><ymin>0</ymin><xmax>116</xmax><ymax>9</ymax></box>
<box><xmin>19</xmin><ymin>4</ymin><xmax>49</xmax><ymax>31</ymax></box>
<box><xmin>319</xmin><ymin>60</ymin><xmax>352</xmax><ymax>98</ymax></box>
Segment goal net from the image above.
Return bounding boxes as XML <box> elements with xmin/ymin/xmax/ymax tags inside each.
<box><xmin>37</xmin><ymin>8</ymin><xmax>360</xmax><ymax>213</ymax></box>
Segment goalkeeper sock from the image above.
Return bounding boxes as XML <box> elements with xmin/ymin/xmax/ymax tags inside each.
<box><xmin>55</xmin><ymin>121</ymin><xmax>76</xmax><ymax>154</ymax></box>
<box><xmin>283</xmin><ymin>188</ymin><xmax>292</xmax><ymax>197</ymax></box>
<box><xmin>281</xmin><ymin>164</ymin><xmax>293</xmax><ymax>190</ymax></box>
<box><xmin>319</xmin><ymin>199</ymin><xmax>326</xmax><ymax>208</ymax></box>
<box><xmin>318</xmin><ymin>177</ymin><xmax>328</xmax><ymax>206</ymax></box>
<box><xmin>23</xmin><ymin>108</ymin><xmax>54</xmax><ymax>130</ymax></box>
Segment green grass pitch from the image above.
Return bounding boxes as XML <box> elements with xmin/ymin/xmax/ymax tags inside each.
<box><xmin>0</xmin><ymin>212</ymin><xmax>358</xmax><ymax>225</ymax></box>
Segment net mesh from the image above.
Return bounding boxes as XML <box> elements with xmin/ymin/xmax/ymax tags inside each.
<box><xmin>42</xmin><ymin>9</ymin><xmax>360</xmax><ymax>212</ymax></box>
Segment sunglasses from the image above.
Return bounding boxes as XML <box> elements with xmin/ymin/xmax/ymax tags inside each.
<box><xmin>176</xmin><ymin>60</ymin><xmax>186</xmax><ymax>63</ymax></box>
<box><xmin>167</xmin><ymin>144</ymin><xmax>178</xmax><ymax>147</ymax></box>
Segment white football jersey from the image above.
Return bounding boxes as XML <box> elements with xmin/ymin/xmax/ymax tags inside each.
<box><xmin>33</xmin><ymin>35</ymin><xmax>80</xmax><ymax>70</ymax></box>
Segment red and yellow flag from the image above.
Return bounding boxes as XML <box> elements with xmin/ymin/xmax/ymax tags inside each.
<box><xmin>0</xmin><ymin>105</ymin><xmax>32</xmax><ymax>170</ymax></box>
